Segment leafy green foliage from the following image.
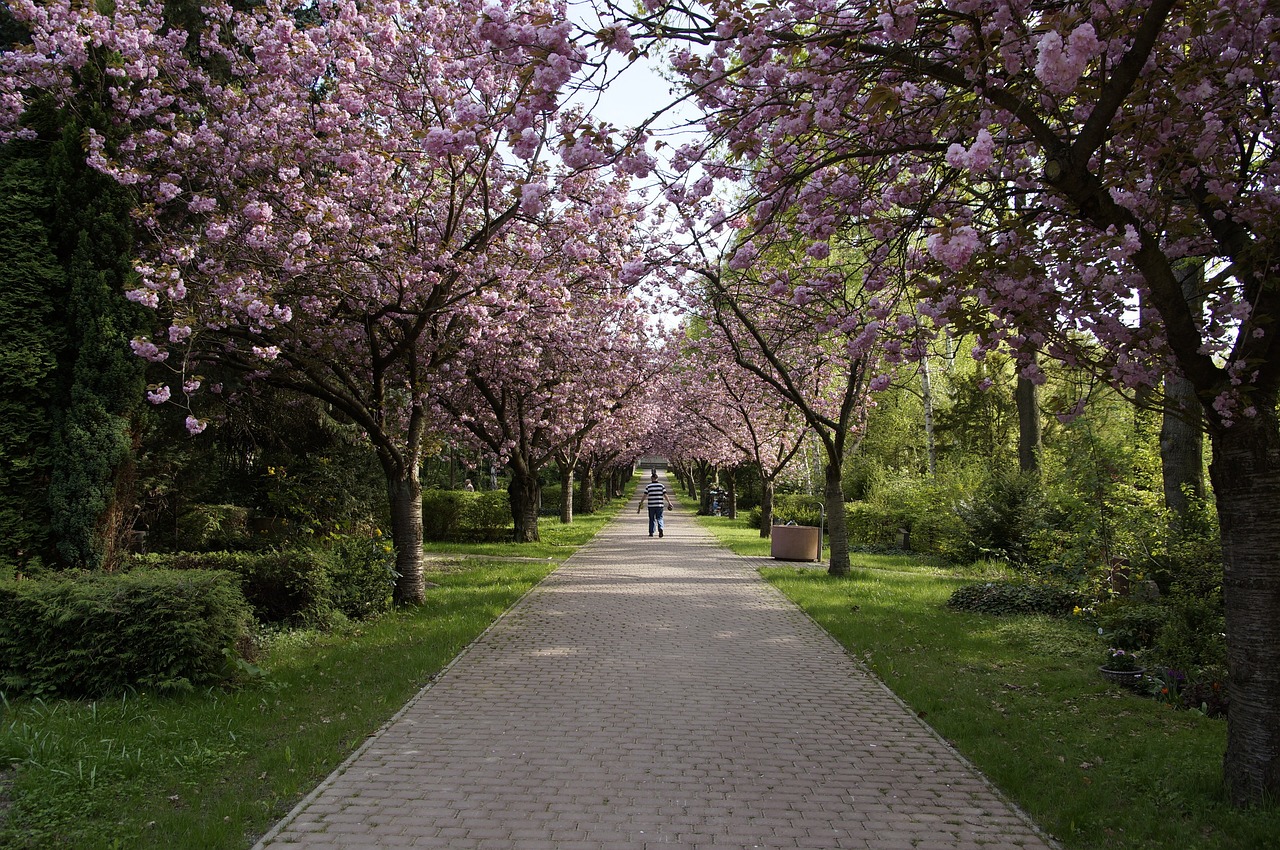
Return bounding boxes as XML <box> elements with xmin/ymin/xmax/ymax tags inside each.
<box><xmin>422</xmin><ymin>489</ymin><xmax>512</xmax><ymax>541</ymax></box>
<box><xmin>843</xmin><ymin>466</ymin><xmax>974</xmax><ymax>557</ymax></box>
<box><xmin>44</xmin><ymin>117</ymin><xmax>149</xmax><ymax>571</ymax></box>
<box><xmin>314</xmin><ymin>534</ymin><xmax>396</xmax><ymax>621</ymax></box>
<box><xmin>1152</xmin><ymin>597</ymin><xmax>1227</xmax><ymax>676</ymax></box>
<box><xmin>945</xmin><ymin>580</ymin><xmax>1079</xmax><ymax>617</ymax></box>
<box><xmin>0</xmin><ymin>144</ymin><xmax>62</xmax><ymax>571</ymax></box>
<box><xmin>932</xmin><ymin>354</ymin><xmax>1018</xmax><ymax>463</ymax></box>
<box><xmin>131</xmin><ymin>551</ymin><xmax>334</xmax><ymax>627</ymax></box>
<box><xmin>131</xmin><ymin>539</ymin><xmax>395</xmax><ymax>627</ymax></box>
<box><xmin>1095</xmin><ymin>600</ymin><xmax>1169</xmax><ymax>651</ymax></box>
<box><xmin>953</xmin><ymin>468</ymin><xmax>1046</xmax><ymax>566</ymax></box>
<box><xmin>130</xmin><ymin>390</ymin><xmax>389</xmax><ymax>554</ymax></box>
<box><xmin>174</xmin><ymin>503</ymin><xmax>251</xmax><ymax>551</ymax></box>
<box><xmin>747</xmin><ymin>493</ymin><xmax>824</xmax><ymax>529</ymax></box>
<box><xmin>0</xmin><ymin>570</ymin><xmax>252</xmax><ymax>698</ymax></box>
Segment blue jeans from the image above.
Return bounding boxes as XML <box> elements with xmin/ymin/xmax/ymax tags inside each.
<box><xmin>647</xmin><ymin>506</ymin><xmax>665</xmax><ymax>536</ymax></box>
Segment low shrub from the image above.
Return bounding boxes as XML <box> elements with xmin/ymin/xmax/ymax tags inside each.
<box><xmin>315</xmin><ymin>534</ymin><xmax>396</xmax><ymax>620</ymax></box>
<box><xmin>945</xmin><ymin>580</ymin><xmax>1079</xmax><ymax>617</ymax></box>
<box><xmin>0</xmin><ymin>570</ymin><xmax>252</xmax><ymax>698</ymax></box>
<box><xmin>843</xmin><ymin>471</ymin><xmax>971</xmax><ymax>559</ymax></box>
<box><xmin>422</xmin><ymin>490</ymin><xmax>512</xmax><ymax>541</ymax></box>
<box><xmin>470</xmin><ymin>491</ymin><xmax>513</xmax><ymax>536</ymax></box>
<box><xmin>952</xmin><ymin>469</ymin><xmax>1045</xmax><ymax>566</ymax></box>
<box><xmin>1094</xmin><ymin>600</ymin><xmax>1168</xmax><ymax>650</ymax></box>
<box><xmin>1151</xmin><ymin>596</ymin><xmax>1226</xmax><ymax>674</ymax></box>
<box><xmin>131</xmin><ymin>551</ymin><xmax>333</xmax><ymax>627</ymax></box>
<box><xmin>845</xmin><ymin>501</ymin><xmax>901</xmax><ymax>547</ymax></box>
<box><xmin>749</xmin><ymin>494</ymin><xmax>824</xmax><ymax>529</ymax></box>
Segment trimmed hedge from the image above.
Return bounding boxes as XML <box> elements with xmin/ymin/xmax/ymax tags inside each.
<box><xmin>131</xmin><ymin>544</ymin><xmax>394</xmax><ymax>627</ymax></box>
<box><xmin>748</xmin><ymin>494</ymin><xmax>825</xmax><ymax>529</ymax></box>
<box><xmin>132</xmin><ymin>551</ymin><xmax>332</xmax><ymax>627</ymax></box>
<box><xmin>0</xmin><ymin>570</ymin><xmax>252</xmax><ymax>698</ymax></box>
<box><xmin>945</xmin><ymin>580</ymin><xmax>1080</xmax><ymax>617</ymax></box>
<box><xmin>422</xmin><ymin>490</ymin><xmax>511</xmax><ymax>541</ymax></box>
<box><xmin>845</xmin><ymin>501</ymin><xmax>901</xmax><ymax>547</ymax></box>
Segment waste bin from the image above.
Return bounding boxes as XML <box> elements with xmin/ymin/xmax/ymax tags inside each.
<box><xmin>770</xmin><ymin>525</ymin><xmax>820</xmax><ymax>561</ymax></box>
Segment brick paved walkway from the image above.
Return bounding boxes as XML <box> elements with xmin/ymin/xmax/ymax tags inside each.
<box><xmin>254</xmin><ymin>485</ymin><xmax>1057</xmax><ymax>849</ymax></box>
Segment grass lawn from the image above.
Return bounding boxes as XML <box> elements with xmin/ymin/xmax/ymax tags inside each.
<box><xmin>696</xmin><ymin>512</ymin><xmax>1278</xmax><ymax>850</ymax></box>
<box><xmin>0</xmin><ymin>503</ymin><xmax>621</xmax><ymax>850</ymax></box>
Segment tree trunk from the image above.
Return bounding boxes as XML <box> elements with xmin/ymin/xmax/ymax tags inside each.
<box><xmin>1162</xmin><ymin>374</ymin><xmax>1204</xmax><ymax>519</ymax></box>
<box><xmin>559</xmin><ymin>462</ymin><xmax>574</xmax><ymax>524</ymax></box>
<box><xmin>696</xmin><ymin>462</ymin><xmax>711</xmax><ymax>513</ymax></box>
<box><xmin>921</xmin><ymin>357</ymin><xmax>938</xmax><ymax>477</ymax></box>
<box><xmin>726</xmin><ymin>472</ymin><xmax>737</xmax><ymax>519</ymax></box>
<box><xmin>1016</xmin><ymin>369</ymin><xmax>1041</xmax><ymax>475</ymax></box>
<box><xmin>508</xmin><ymin>469</ymin><xmax>541</xmax><ymax>543</ymax></box>
<box><xmin>759</xmin><ymin>478</ymin><xmax>775</xmax><ymax>538</ymax></box>
<box><xmin>1211</xmin><ymin>408</ymin><xmax>1280</xmax><ymax>805</ymax></box>
<box><xmin>579</xmin><ymin>463</ymin><xmax>596</xmax><ymax>515</ymax></box>
<box><xmin>388</xmin><ymin>464</ymin><xmax>425</xmax><ymax>606</ymax></box>
<box><xmin>1162</xmin><ymin>263</ymin><xmax>1205</xmax><ymax>522</ymax></box>
<box><xmin>824</xmin><ymin>461</ymin><xmax>850</xmax><ymax>576</ymax></box>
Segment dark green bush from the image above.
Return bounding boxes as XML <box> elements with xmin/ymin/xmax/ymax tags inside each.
<box><xmin>952</xmin><ymin>469</ymin><xmax>1046</xmax><ymax>565</ymax></box>
<box><xmin>1094</xmin><ymin>600</ymin><xmax>1168</xmax><ymax>650</ymax></box>
<box><xmin>174</xmin><ymin>503</ymin><xmax>251</xmax><ymax>550</ymax></box>
<box><xmin>945</xmin><ymin>581</ymin><xmax>1079</xmax><ymax>617</ymax></box>
<box><xmin>422</xmin><ymin>490</ymin><xmax>469</xmax><ymax>541</ymax></box>
<box><xmin>315</xmin><ymin>535</ymin><xmax>396</xmax><ymax>620</ymax></box>
<box><xmin>470</xmin><ymin>491</ymin><xmax>513</xmax><ymax>536</ymax></box>
<box><xmin>749</xmin><ymin>494</ymin><xmax>824</xmax><ymax>529</ymax></box>
<box><xmin>1152</xmin><ymin>596</ymin><xmax>1226</xmax><ymax>674</ymax></box>
<box><xmin>0</xmin><ymin>570</ymin><xmax>252</xmax><ymax>698</ymax></box>
<box><xmin>131</xmin><ymin>551</ymin><xmax>333</xmax><ymax>627</ymax></box>
<box><xmin>845</xmin><ymin>501</ymin><xmax>904</xmax><ymax>548</ymax></box>
<box><xmin>422</xmin><ymin>490</ymin><xmax>511</xmax><ymax>541</ymax></box>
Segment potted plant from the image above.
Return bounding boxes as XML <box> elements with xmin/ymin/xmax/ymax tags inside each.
<box><xmin>1099</xmin><ymin>647</ymin><xmax>1146</xmax><ymax>687</ymax></box>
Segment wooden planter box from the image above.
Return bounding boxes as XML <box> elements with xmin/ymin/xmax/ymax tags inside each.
<box><xmin>770</xmin><ymin>525</ymin><xmax>821</xmax><ymax>562</ymax></box>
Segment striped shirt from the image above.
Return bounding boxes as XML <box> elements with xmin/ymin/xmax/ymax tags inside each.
<box><xmin>644</xmin><ymin>481</ymin><xmax>668</xmax><ymax>509</ymax></box>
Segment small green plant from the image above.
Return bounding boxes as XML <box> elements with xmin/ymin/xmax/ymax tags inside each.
<box><xmin>945</xmin><ymin>580</ymin><xmax>1078</xmax><ymax>616</ymax></box>
<box><xmin>1094</xmin><ymin>600</ymin><xmax>1168</xmax><ymax>650</ymax></box>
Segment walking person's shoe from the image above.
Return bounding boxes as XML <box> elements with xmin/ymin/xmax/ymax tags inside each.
<box><xmin>658</xmin><ymin>528</ymin><xmax>663</xmax><ymax>538</ymax></box>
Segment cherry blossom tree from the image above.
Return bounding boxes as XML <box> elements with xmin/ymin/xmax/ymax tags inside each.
<box><xmin>0</xmin><ymin>0</ymin><xmax>622</xmax><ymax>604</ymax></box>
<box><xmin>433</xmin><ymin>205</ymin><xmax>664</xmax><ymax>541</ymax></box>
<box><xmin>678</xmin><ymin>335</ymin><xmax>809</xmax><ymax>535</ymax></box>
<box><xmin>692</xmin><ymin>257</ymin><xmax>882</xmax><ymax>575</ymax></box>
<box><xmin>567</xmin><ymin>411</ymin><xmax>647</xmax><ymax>517</ymax></box>
<box><xmin>610</xmin><ymin>0</ymin><xmax>1280</xmax><ymax>803</ymax></box>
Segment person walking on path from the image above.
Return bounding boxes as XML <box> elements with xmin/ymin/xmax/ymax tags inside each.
<box><xmin>637</xmin><ymin>468</ymin><xmax>674</xmax><ymax>538</ymax></box>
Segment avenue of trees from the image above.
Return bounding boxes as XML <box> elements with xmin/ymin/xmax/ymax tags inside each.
<box><xmin>3</xmin><ymin>0</ymin><xmax>1278</xmax><ymax>806</ymax></box>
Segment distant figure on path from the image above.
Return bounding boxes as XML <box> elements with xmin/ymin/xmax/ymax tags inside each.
<box><xmin>463</xmin><ymin>479</ymin><xmax>475</xmax><ymax>491</ymax></box>
<box><xmin>637</xmin><ymin>469</ymin><xmax>674</xmax><ymax>538</ymax></box>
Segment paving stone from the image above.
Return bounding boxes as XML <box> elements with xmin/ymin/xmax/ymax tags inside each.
<box><xmin>254</xmin><ymin>491</ymin><xmax>1058</xmax><ymax>849</ymax></box>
